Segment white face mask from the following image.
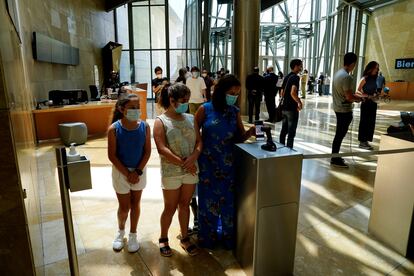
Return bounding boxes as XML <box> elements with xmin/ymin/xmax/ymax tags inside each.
<box><xmin>192</xmin><ymin>72</ymin><xmax>199</xmax><ymax>78</ymax></box>
<box><xmin>201</xmin><ymin>73</ymin><xmax>207</xmax><ymax>78</ymax></box>
<box><xmin>156</xmin><ymin>74</ymin><xmax>162</xmax><ymax>79</ymax></box>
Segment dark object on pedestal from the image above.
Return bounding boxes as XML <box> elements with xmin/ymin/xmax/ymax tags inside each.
<box><xmin>102</xmin><ymin>42</ymin><xmax>122</xmax><ymax>89</ymax></box>
<box><xmin>89</xmin><ymin>85</ymin><xmax>100</xmax><ymax>101</ymax></box>
<box><xmin>261</xmin><ymin>126</ymin><xmax>277</xmax><ymax>152</ymax></box>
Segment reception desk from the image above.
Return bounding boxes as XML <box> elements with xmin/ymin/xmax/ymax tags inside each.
<box><xmin>33</xmin><ymin>101</ymin><xmax>116</xmax><ymax>141</ymax></box>
<box><xmin>33</xmin><ymin>88</ymin><xmax>148</xmax><ymax>141</ymax></box>
<box><xmin>387</xmin><ymin>81</ymin><xmax>414</xmax><ymax>100</ymax></box>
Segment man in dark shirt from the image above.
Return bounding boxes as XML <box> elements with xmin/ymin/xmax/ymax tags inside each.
<box><xmin>318</xmin><ymin>72</ymin><xmax>325</xmax><ymax>96</ymax></box>
<box><xmin>201</xmin><ymin>69</ymin><xmax>214</xmax><ymax>102</ymax></box>
<box><xmin>263</xmin><ymin>66</ymin><xmax>279</xmax><ymax>122</ymax></box>
<box><xmin>279</xmin><ymin>59</ymin><xmax>303</xmax><ymax>148</ymax></box>
<box><xmin>151</xmin><ymin>66</ymin><xmax>169</xmax><ymax>115</ymax></box>
<box><xmin>246</xmin><ymin>67</ymin><xmax>265</xmax><ymax>123</ymax></box>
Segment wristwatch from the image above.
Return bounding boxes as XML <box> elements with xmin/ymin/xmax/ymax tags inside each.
<box><xmin>135</xmin><ymin>168</ymin><xmax>143</xmax><ymax>176</ymax></box>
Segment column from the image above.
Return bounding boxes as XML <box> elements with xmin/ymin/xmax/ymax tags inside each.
<box><xmin>232</xmin><ymin>0</ymin><xmax>261</xmax><ymax>115</ymax></box>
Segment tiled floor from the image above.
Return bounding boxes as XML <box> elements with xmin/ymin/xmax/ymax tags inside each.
<box><xmin>36</xmin><ymin>95</ymin><xmax>414</xmax><ymax>275</ymax></box>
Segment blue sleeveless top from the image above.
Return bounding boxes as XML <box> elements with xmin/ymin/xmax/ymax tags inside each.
<box><xmin>114</xmin><ymin>120</ymin><xmax>146</xmax><ymax>168</ymax></box>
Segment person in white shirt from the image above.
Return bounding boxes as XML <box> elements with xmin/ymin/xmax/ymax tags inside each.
<box><xmin>324</xmin><ymin>74</ymin><xmax>331</xmax><ymax>95</ymax></box>
<box><xmin>186</xmin><ymin>66</ymin><xmax>207</xmax><ymax>114</ymax></box>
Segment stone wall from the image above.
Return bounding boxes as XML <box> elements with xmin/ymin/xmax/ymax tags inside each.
<box><xmin>365</xmin><ymin>0</ymin><xmax>414</xmax><ymax>82</ymax></box>
<box><xmin>19</xmin><ymin>0</ymin><xmax>115</xmax><ymax>102</ymax></box>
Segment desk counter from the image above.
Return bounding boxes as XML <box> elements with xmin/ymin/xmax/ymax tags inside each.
<box><xmin>33</xmin><ymin>101</ymin><xmax>116</xmax><ymax>141</ymax></box>
<box><xmin>387</xmin><ymin>81</ymin><xmax>414</xmax><ymax>100</ymax></box>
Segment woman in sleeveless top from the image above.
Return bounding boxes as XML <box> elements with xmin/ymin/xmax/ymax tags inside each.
<box><xmin>195</xmin><ymin>75</ymin><xmax>255</xmax><ymax>250</ymax></box>
<box><xmin>357</xmin><ymin>61</ymin><xmax>380</xmax><ymax>150</ymax></box>
<box><xmin>153</xmin><ymin>83</ymin><xmax>202</xmax><ymax>257</ymax></box>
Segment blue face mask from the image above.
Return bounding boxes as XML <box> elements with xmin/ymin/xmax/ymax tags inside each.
<box><xmin>175</xmin><ymin>102</ymin><xmax>189</xmax><ymax>114</ymax></box>
<box><xmin>125</xmin><ymin>109</ymin><xmax>140</xmax><ymax>121</ymax></box>
<box><xmin>226</xmin><ymin>94</ymin><xmax>239</xmax><ymax>106</ymax></box>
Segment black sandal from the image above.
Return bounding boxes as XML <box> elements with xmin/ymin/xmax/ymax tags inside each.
<box><xmin>180</xmin><ymin>236</ymin><xmax>199</xmax><ymax>256</ymax></box>
<box><xmin>159</xmin><ymin>237</ymin><xmax>173</xmax><ymax>257</ymax></box>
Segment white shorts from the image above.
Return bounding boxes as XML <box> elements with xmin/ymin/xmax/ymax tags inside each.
<box><xmin>112</xmin><ymin>165</ymin><xmax>147</xmax><ymax>194</ymax></box>
<box><xmin>161</xmin><ymin>173</ymin><xmax>199</xmax><ymax>190</ymax></box>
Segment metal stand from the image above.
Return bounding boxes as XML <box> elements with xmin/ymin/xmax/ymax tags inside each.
<box><xmin>234</xmin><ymin>142</ymin><xmax>302</xmax><ymax>276</ymax></box>
<box><xmin>56</xmin><ymin>147</ymin><xmax>79</xmax><ymax>276</ymax></box>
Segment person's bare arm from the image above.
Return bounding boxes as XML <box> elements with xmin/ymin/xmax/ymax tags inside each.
<box><xmin>290</xmin><ymin>85</ymin><xmax>303</xmax><ymax>111</ymax></box>
<box><xmin>236</xmin><ymin>112</ymin><xmax>255</xmax><ymax>142</ymax></box>
<box><xmin>153</xmin><ymin>118</ymin><xmax>184</xmax><ymax>166</ymax></box>
<box><xmin>356</xmin><ymin>78</ymin><xmax>366</xmax><ymax>96</ymax></box>
<box><xmin>344</xmin><ymin>89</ymin><xmax>362</xmax><ymax>102</ymax></box>
<box><xmin>182</xmin><ymin>116</ymin><xmax>203</xmax><ymax>174</ymax></box>
<box><xmin>108</xmin><ymin>125</ymin><xmax>130</xmax><ymax>177</ymax></box>
<box><xmin>136</xmin><ymin>122</ymin><xmax>151</xmax><ymax>171</ymax></box>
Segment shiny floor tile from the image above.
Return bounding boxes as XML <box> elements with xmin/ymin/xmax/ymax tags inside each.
<box><xmin>37</xmin><ymin>96</ymin><xmax>414</xmax><ymax>275</ymax></box>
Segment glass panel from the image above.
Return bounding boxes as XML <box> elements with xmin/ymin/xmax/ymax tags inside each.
<box><xmin>150</xmin><ymin>6</ymin><xmax>166</xmax><ymax>49</ymax></box>
<box><xmin>273</xmin><ymin>5</ymin><xmax>288</xmax><ymax>23</ymax></box>
<box><xmin>261</xmin><ymin>8</ymin><xmax>273</xmax><ymax>22</ymax></box>
<box><xmin>298</xmin><ymin>1</ymin><xmax>311</xmax><ymax>23</ymax></box>
<box><xmin>169</xmin><ymin>0</ymin><xmax>185</xmax><ymax>48</ymax></box>
<box><xmin>116</xmin><ymin>6</ymin><xmax>129</xmax><ymax>49</ymax></box>
<box><xmin>187</xmin><ymin>50</ymin><xmax>200</xmax><ymax>68</ymax></box>
<box><xmin>152</xmin><ymin>0</ymin><xmax>165</xmax><ymax>5</ymax></box>
<box><xmin>170</xmin><ymin>50</ymin><xmax>186</xmax><ymax>82</ymax></box>
<box><xmin>348</xmin><ymin>8</ymin><xmax>356</xmax><ymax>52</ymax></box>
<box><xmin>186</xmin><ymin>0</ymin><xmax>200</xmax><ymax>49</ymax></box>
<box><xmin>133</xmin><ymin>7</ymin><xmax>150</xmax><ymax>49</ymax></box>
<box><xmin>120</xmin><ymin>51</ymin><xmax>131</xmax><ymax>83</ymax></box>
<box><xmin>321</xmin><ymin>0</ymin><xmax>327</xmax><ymax>18</ymax></box>
<box><xmin>133</xmin><ymin>1</ymin><xmax>149</xmax><ymax>6</ymax></box>
<box><xmin>134</xmin><ymin>51</ymin><xmax>152</xmax><ymax>98</ymax></box>
<box><xmin>359</xmin><ymin>23</ymin><xmax>366</xmax><ymax>55</ymax></box>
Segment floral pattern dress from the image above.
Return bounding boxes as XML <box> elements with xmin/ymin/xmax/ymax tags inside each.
<box><xmin>197</xmin><ymin>102</ymin><xmax>239</xmax><ymax>249</ymax></box>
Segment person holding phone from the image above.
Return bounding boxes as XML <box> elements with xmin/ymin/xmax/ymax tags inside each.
<box><xmin>195</xmin><ymin>75</ymin><xmax>255</xmax><ymax>250</ymax></box>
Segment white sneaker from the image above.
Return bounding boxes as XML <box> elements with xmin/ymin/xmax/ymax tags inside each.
<box><xmin>112</xmin><ymin>230</ymin><xmax>125</xmax><ymax>251</ymax></box>
<box><xmin>127</xmin><ymin>233</ymin><xmax>140</xmax><ymax>253</ymax></box>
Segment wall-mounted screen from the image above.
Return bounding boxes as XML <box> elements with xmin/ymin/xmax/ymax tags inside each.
<box><xmin>32</xmin><ymin>32</ymin><xmax>79</xmax><ymax>65</ymax></box>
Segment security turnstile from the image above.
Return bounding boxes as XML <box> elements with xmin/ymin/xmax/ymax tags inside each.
<box><xmin>234</xmin><ymin>143</ymin><xmax>302</xmax><ymax>276</ymax></box>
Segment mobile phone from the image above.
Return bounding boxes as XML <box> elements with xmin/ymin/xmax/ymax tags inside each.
<box><xmin>254</xmin><ymin>120</ymin><xmax>265</xmax><ymax>141</ymax></box>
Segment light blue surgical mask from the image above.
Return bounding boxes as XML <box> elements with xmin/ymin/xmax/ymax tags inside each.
<box><xmin>125</xmin><ymin>109</ymin><xmax>140</xmax><ymax>121</ymax></box>
<box><xmin>226</xmin><ymin>94</ymin><xmax>238</xmax><ymax>106</ymax></box>
<box><xmin>192</xmin><ymin>72</ymin><xmax>199</xmax><ymax>78</ymax></box>
<box><xmin>175</xmin><ymin>102</ymin><xmax>189</xmax><ymax>114</ymax></box>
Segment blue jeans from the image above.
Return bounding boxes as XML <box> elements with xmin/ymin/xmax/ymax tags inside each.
<box><xmin>279</xmin><ymin>110</ymin><xmax>299</xmax><ymax>148</ymax></box>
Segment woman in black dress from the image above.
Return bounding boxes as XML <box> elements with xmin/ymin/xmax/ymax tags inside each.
<box><xmin>357</xmin><ymin>61</ymin><xmax>380</xmax><ymax>150</ymax></box>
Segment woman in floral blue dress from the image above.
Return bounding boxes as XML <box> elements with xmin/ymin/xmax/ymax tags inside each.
<box><xmin>195</xmin><ymin>75</ymin><xmax>255</xmax><ymax>249</ymax></box>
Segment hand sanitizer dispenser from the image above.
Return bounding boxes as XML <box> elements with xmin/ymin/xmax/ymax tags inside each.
<box><xmin>67</xmin><ymin>143</ymin><xmax>81</xmax><ymax>162</ymax></box>
<box><xmin>63</xmin><ymin>144</ymin><xmax>92</xmax><ymax>192</ymax></box>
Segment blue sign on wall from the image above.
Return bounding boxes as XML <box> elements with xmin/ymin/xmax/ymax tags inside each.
<box><xmin>395</xmin><ymin>59</ymin><xmax>414</xmax><ymax>69</ymax></box>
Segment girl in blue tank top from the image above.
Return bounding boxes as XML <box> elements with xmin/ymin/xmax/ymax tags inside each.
<box><xmin>107</xmin><ymin>93</ymin><xmax>151</xmax><ymax>253</ymax></box>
